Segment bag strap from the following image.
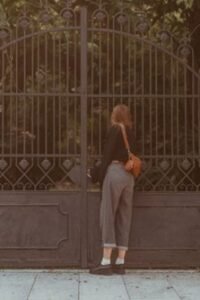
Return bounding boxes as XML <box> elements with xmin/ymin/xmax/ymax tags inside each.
<box><xmin>119</xmin><ymin>123</ymin><xmax>132</xmax><ymax>157</ymax></box>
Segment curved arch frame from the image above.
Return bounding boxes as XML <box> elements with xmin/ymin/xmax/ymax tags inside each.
<box><xmin>0</xmin><ymin>26</ymin><xmax>199</xmax><ymax>81</ymax></box>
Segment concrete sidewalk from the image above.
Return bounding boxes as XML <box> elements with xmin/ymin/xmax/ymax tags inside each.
<box><xmin>0</xmin><ymin>269</ymin><xmax>199</xmax><ymax>300</ymax></box>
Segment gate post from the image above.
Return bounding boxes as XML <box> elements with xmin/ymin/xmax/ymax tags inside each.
<box><xmin>80</xmin><ymin>6</ymin><xmax>88</xmax><ymax>268</ymax></box>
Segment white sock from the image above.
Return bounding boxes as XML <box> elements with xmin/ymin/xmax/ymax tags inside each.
<box><xmin>101</xmin><ymin>257</ymin><xmax>111</xmax><ymax>265</ymax></box>
<box><xmin>115</xmin><ymin>258</ymin><xmax>124</xmax><ymax>265</ymax></box>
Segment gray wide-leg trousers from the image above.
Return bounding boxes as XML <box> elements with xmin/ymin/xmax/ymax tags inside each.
<box><xmin>100</xmin><ymin>162</ymin><xmax>135</xmax><ymax>250</ymax></box>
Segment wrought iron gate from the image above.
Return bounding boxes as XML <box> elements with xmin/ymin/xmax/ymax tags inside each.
<box><xmin>0</xmin><ymin>2</ymin><xmax>200</xmax><ymax>268</ymax></box>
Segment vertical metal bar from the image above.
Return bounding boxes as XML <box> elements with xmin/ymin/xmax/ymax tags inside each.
<box><xmin>66</xmin><ymin>29</ymin><xmax>70</xmax><ymax>154</ymax></box>
<box><xmin>74</xmin><ymin>28</ymin><xmax>77</xmax><ymax>155</ymax></box>
<box><xmin>9</xmin><ymin>39</ymin><xmax>13</xmax><ymax>157</ymax></box>
<box><xmin>141</xmin><ymin>38</ymin><xmax>145</xmax><ymax>157</ymax></box>
<box><xmin>170</xmin><ymin>40</ymin><xmax>174</xmax><ymax>157</ymax></box>
<box><xmin>192</xmin><ymin>81</ymin><xmax>195</xmax><ymax>157</ymax></box>
<box><xmin>31</xmin><ymin>32</ymin><xmax>34</xmax><ymax>157</ymax></box>
<box><xmin>128</xmin><ymin>19</ymin><xmax>131</xmax><ymax>108</ymax></box>
<box><xmin>184</xmin><ymin>64</ymin><xmax>187</xmax><ymax>156</ymax></box>
<box><xmin>133</xmin><ymin>35</ymin><xmax>137</xmax><ymax>139</ymax></box>
<box><xmin>58</xmin><ymin>33</ymin><xmax>62</xmax><ymax>158</ymax></box>
<box><xmin>155</xmin><ymin>46</ymin><xmax>158</xmax><ymax>160</ymax></box>
<box><xmin>175</xmin><ymin>59</ymin><xmax>180</xmax><ymax>192</ymax></box>
<box><xmin>53</xmin><ymin>33</ymin><xmax>56</xmax><ymax>156</ymax></box>
<box><xmin>99</xmin><ymin>24</ymin><xmax>102</xmax><ymax>95</ymax></box>
<box><xmin>98</xmin><ymin>22</ymin><xmax>102</xmax><ymax>154</ymax></box>
<box><xmin>191</xmin><ymin>50</ymin><xmax>195</xmax><ymax>156</ymax></box>
<box><xmin>112</xmin><ymin>18</ymin><xmax>115</xmax><ymax>108</ymax></box>
<box><xmin>176</xmin><ymin>60</ymin><xmax>179</xmax><ymax>157</ymax></box>
<box><xmin>149</xmin><ymin>44</ymin><xmax>152</xmax><ymax>158</ymax></box>
<box><xmin>31</xmin><ymin>32</ymin><xmax>34</xmax><ymax>187</ymax></box>
<box><xmin>106</xmin><ymin>19</ymin><xmax>110</xmax><ymax>95</ymax></box>
<box><xmin>198</xmin><ymin>78</ymin><xmax>200</xmax><ymax>162</ymax></box>
<box><xmin>90</xmin><ymin>22</ymin><xmax>94</xmax><ymax>154</ymax></box>
<box><xmin>37</xmin><ymin>33</ymin><xmax>40</xmax><ymax>157</ymax></box>
<box><xmin>163</xmin><ymin>51</ymin><xmax>166</xmax><ymax>157</ymax></box>
<box><xmin>45</xmin><ymin>32</ymin><xmax>48</xmax><ymax>157</ymax></box>
<box><xmin>58</xmin><ymin>30</ymin><xmax>63</xmax><ymax>187</ymax></box>
<box><xmin>106</xmin><ymin>18</ymin><xmax>110</xmax><ymax>132</ymax></box>
<box><xmin>120</xmin><ymin>23</ymin><xmax>123</xmax><ymax>103</ymax></box>
<box><xmin>1</xmin><ymin>49</ymin><xmax>4</xmax><ymax>156</ymax></box>
<box><xmin>15</xmin><ymin>27</ymin><xmax>18</xmax><ymax>163</ymax></box>
<box><xmin>23</xmin><ymin>32</ymin><xmax>26</xmax><ymax>156</ymax></box>
<box><xmin>80</xmin><ymin>6</ymin><xmax>88</xmax><ymax>268</ymax></box>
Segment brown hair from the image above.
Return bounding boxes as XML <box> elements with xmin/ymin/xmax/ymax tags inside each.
<box><xmin>111</xmin><ymin>104</ymin><xmax>132</xmax><ymax>128</ymax></box>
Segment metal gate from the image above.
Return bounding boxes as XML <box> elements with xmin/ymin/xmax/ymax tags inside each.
<box><xmin>0</xmin><ymin>2</ymin><xmax>200</xmax><ymax>268</ymax></box>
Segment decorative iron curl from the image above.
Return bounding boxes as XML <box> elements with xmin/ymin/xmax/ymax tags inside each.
<box><xmin>39</xmin><ymin>9</ymin><xmax>53</xmax><ymax>24</ymax></box>
<box><xmin>113</xmin><ymin>12</ymin><xmax>128</xmax><ymax>26</ymax></box>
<box><xmin>63</xmin><ymin>159</ymin><xmax>74</xmax><ymax>171</ymax></box>
<box><xmin>47</xmin><ymin>183</ymin><xmax>55</xmax><ymax>190</ymax></box>
<box><xmin>180</xmin><ymin>158</ymin><xmax>192</xmax><ymax>171</ymax></box>
<box><xmin>187</xmin><ymin>184</ymin><xmax>196</xmax><ymax>191</ymax></box>
<box><xmin>2</xmin><ymin>183</ymin><xmax>12</xmax><ymax>191</ymax></box>
<box><xmin>0</xmin><ymin>159</ymin><xmax>8</xmax><ymax>171</ymax></box>
<box><xmin>155</xmin><ymin>184</ymin><xmax>166</xmax><ymax>191</ymax></box>
<box><xmin>18</xmin><ymin>159</ymin><xmax>30</xmax><ymax>171</ymax></box>
<box><xmin>92</xmin><ymin>8</ymin><xmax>108</xmax><ymax>22</ymax></box>
<box><xmin>177</xmin><ymin>35</ymin><xmax>192</xmax><ymax>59</ymax></box>
<box><xmin>17</xmin><ymin>14</ymin><xmax>32</xmax><ymax>30</ymax></box>
<box><xmin>60</xmin><ymin>7</ymin><xmax>75</xmax><ymax>21</ymax></box>
<box><xmin>37</xmin><ymin>183</ymin><xmax>47</xmax><ymax>190</ymax></box>
<box><xmin>178</xmin><ymin>183</ymin><xmax>186</xmax><ymax>191</ymax></box>
<box><xmin>41</xmin><ymin>159</ymin><xmax>52</xmax><ymax>171</ymax></box>
<box><xmin>25</xmin><ymin>183</ymin><xmax>34</xmax><ymax>190</ymax></box>
<box><xmin>159</xmin><ymin>159</ymin><xmax>170</xmax><ymax>171</ymax></box>
<box><xmin>158</xmin><ymin>30</ymin><xmax>171</xmax><ymax>44</ymax></box>
<box><xmin>165</xmin><ymin>184</ymin><xmax>175</xmax><ymax>191</ymax></box>
<box><xmin>144</xmin><ymin>184</ymin><xmax>154</xmax><ymax>191</ymax></box>
<box><xmin>179</xmin><ymin>44</ymin><xmax>192</xmax><ymax>59</ymax></box>
<box><xmin>135</xmin><ymin>15</ymin><xmax>149</xmax><ymax>35</ymax></box>
<box><xmin>14</xmin><ymin>183</ymin><xmax>24</xmax><ymax>190</ymax></box>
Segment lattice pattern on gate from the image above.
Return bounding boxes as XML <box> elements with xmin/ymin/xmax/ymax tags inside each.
<box><xmin>0</xmin><ymin>1</ymin><xmax>199</xmax><ymax>191</ymax></box>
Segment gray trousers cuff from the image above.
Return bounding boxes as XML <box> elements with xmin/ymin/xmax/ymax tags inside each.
<box><xmin>103</xmin><ymin>243</ymin><xmax>116</xmax><ymax>248</ymax></box>
<box><xmin>117</xmin><ymin>245</ymin><xmax>128</xmax><ymax>250</ymax></box>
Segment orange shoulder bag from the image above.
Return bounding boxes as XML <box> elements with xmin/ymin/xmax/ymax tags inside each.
<box><xmin>119</xmin><ymin>124</ymin><xmax>142</xmax><ymax>178</ymax></box>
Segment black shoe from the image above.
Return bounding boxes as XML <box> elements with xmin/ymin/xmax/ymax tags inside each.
<box><xmin>112</xmin><ymin>264</ymin><xmax>125</xmax><ymax>275</ymax></box>
<box><xmin>89</xmin><ymin>264</ymin><xmax>113</xmax><ymax>275</ymax></box>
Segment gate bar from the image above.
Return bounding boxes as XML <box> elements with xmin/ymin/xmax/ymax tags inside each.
<box><xmin>80</xmin><ymin>6</ymin><xmax>88</xmax><ymax>268</ymax></box>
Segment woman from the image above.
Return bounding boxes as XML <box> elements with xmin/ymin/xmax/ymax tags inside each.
<box><xmin>90</xmin><ymin>104</ymin><xmax>135</xmax><ymax>275</ymax></box>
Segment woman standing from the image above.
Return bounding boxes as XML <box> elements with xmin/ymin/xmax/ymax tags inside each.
<box><xmin>90</xmin><ymin>104</ymin><xmax>135</xmax><ymax>275</ymax></box>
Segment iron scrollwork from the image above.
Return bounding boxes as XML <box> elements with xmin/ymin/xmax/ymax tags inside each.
<box><xmin>0</xmin><ymin>1</ymin><xmax>199</xmax><ymax>192</ymax></box>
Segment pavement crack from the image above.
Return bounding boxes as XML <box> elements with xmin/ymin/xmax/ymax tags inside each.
<box><xmin>27</xmin><ymin>273</ymin><xmax>38</xmax><ymax>300</ymax></box>
<box><xmin>122</xmin><ymin>275</ymin><xmax>131</xmax><ymax>300</ymax></box>
<box><xmin>78</xmin><ymin>272</ymin><xmax>81</xmax><ymax>300</ymax></box>
<box><xmin>166</xmin><ymin>275</ymin><xmax>182</xmax><ymax>300</ymax></box>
